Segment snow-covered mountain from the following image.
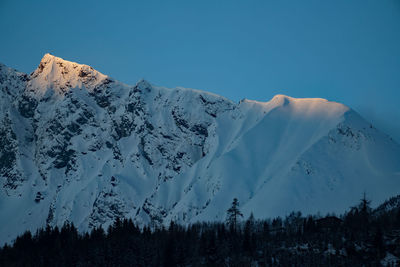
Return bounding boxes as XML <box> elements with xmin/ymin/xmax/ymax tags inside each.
<box><xmin>1</xmin><ymin>54</ymin><xmax>399</xmax><ymax>244</ymax></box>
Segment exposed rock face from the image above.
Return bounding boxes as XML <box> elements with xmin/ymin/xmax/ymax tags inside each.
<box><xmin>0</xmin><ymin>54</ymin><xmax>399</xmax><ymax>245</ymax></box>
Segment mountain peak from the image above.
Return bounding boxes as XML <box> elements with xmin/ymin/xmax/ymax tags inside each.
<box><xmin>270</xmin><ymin>94</ymin><xmax>330</xmax><ymax>103</ymax></box>
<box><xmin>40</xmin><ymin>53</ymin><xmax>56</xmax><ymax>62</ymax></box>
<box><xmin>27</xmin><ymin>54</ymin><xmax>108</xmax><ymax>96</ymax></box>
<box><xmin>37</xmin><ymin>53</ymin><xmax>70</xmax><ymax>70</ymax></box>
<box><xmin>134</xmin><ymin>78</ymin><xmax>152</xmax><ymax>91</ymax></box>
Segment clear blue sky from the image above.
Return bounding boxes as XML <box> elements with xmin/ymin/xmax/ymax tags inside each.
<box><xmin>1</xmin><ymin>0</ymin><xmax>399</xmax><ymax>142</ymax></box>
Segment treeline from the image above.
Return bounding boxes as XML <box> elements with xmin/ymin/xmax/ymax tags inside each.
<box><xmin>1</xmin><ymin>195</ymin><xmax>400</xmax><ymax>266</ymax></box>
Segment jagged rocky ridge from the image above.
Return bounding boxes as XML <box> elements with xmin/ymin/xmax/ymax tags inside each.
<box><xmin>0</xmin><ymin>54</ymin><xmax>399</xmax><ymax>244</ymax></box>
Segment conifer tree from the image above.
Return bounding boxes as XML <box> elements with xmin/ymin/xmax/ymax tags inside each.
<box><xmin>226</xmin><ymin>198</ymin><xmax>243</xmax><ymax>231</ymax></box>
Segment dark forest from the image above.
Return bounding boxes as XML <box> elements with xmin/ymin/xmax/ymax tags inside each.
<box><xmin>1</xmin><ymin>195</ymin><xmax>399</xmax><ymax>266</ymax></box>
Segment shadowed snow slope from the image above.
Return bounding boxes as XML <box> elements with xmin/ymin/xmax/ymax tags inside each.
<box><xmin>0</xmin><ymin>54</ymin><xmax>399</xmax><ymax>245</ymax></box>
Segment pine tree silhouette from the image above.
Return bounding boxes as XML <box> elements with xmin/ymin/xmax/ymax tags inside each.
<box><xmin>226</xmin><ymin>198</ymin><xmax>243</xmax><ymax>232</ymax></box>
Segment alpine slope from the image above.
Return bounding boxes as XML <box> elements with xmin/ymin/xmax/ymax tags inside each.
<box><xmin>0</xmin><ymin>54</ymin><xmax>399</xmax><ymax>244</ymax></box>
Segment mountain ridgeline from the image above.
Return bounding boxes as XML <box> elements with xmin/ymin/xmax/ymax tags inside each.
<box><xmin>0</xmin><ymin>54</ymin><xmax>399</xmax><ymax>245</ymax></box>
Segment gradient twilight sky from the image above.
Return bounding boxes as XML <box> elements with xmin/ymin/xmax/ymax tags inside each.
<box><xmin>0</xmin><ymin>0</ymin><xmax>399</xmax><ymax>142</ymax></box>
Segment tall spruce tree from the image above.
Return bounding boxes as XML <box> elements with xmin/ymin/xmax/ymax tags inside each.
<box><xmin>226</xmin><ymin>198</ymin><xmax>243</xmax><ymax>231</ymax></box>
